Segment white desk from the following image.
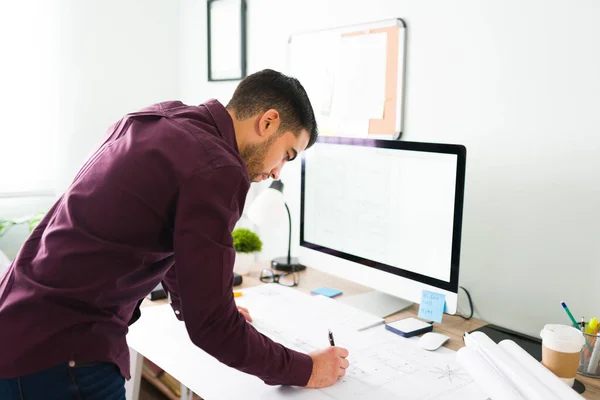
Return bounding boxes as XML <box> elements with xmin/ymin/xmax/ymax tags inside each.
<box><xmin>126</xmin><ymin>264</ymin><xmax>600</xmax><ymax>400</ymax></box>
<box><xmin>127</xmin><ymin>296</ymin><xmax>489</xmax><ymax>400</ymax></box>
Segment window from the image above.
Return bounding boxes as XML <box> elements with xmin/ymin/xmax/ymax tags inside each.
<box><xmin>0</xmin><ymin>2</ymin><xmax>59</xmax><ymax>196</ymax></box>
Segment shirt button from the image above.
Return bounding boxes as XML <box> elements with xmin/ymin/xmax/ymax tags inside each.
<box><xmin>175</xmin><ymin>310</ymin><xmax>180</xmax><ymax>315</ymax></box>
<box><xmin>68</xmin><ymin>360</ymin><xmax>75</xmax><ymax>367</ymax></box>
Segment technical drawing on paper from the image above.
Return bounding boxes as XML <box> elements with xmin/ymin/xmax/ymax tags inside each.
<box><xmin>238</xmin><ymin>285</ymin><xmax>488</xmax><ymax>400</ymax></box>
<box><xmin>316</xmin><ymin>337</ymin><xmax>486</xmax><ymax>400</ymax></box>
<box><xmin>430</xmin><ymin>364</ymin><xmax>471</xmax><ymax>384</ymax></box>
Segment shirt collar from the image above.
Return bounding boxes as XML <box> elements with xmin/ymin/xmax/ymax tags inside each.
<box><xmin>203</xmin><ymin>99</ymin><xmax>240</xmax><ymax>154</ymax></box>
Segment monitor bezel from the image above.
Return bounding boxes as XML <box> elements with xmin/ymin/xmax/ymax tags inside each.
<box><xmin>300</xmin><ymin>136</ymin><xmax>466</xmax><ymax>294</ymax></box>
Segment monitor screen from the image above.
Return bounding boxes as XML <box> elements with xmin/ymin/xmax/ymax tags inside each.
<box><xmin>300</xmin><ymin>137</ymin><xmax>466</xmax><ymax>294</ymax></box>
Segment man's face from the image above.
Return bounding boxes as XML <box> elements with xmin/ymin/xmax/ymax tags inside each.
<box><xmin>241</xmin><ymin>128</ymin><xmax>310</xmax><ymax>183</ymax></box>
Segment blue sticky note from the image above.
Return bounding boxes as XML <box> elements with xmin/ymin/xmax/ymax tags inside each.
<box><xmin>311</xmin><ymin>287</ymin><xmax>343</xmax><ymax>298</ymax></box>
<box><xmin>418</xmin><ymin>290</ymin><xmax>446</xmax><ymax>323</ymax></box>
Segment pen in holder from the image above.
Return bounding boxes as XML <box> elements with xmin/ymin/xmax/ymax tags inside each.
<box><xmin>579</xmin><ymin>331</ymin><xmax>600</xmax><ymax>378</ymax></box>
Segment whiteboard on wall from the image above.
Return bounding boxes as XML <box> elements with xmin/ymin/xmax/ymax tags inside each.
<box><xmin>288</xmin><ymin>18</ymin><xmax>407</xmax><ymax>139</ymax></box>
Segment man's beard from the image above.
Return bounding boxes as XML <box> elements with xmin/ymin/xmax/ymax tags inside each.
<box><xmin>240</xmin><ymin>131</ymin><xmax>282</xmax><ymax>181</ymax></box>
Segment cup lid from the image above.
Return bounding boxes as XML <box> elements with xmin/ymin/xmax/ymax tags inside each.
<box><xmin>540</xmin><ymin>324</ymin><xmax>585</xmax><ymax>353</ymax></box>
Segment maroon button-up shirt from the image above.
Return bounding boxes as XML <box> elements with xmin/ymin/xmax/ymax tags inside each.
<box><xmin>0</xmin><ymin>99</ymin><xmax>312</xmax><ymax>386</ymax></box>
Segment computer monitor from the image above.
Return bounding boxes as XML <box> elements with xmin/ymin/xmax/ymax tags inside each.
<box><xmin>299</xmin><ymin>136</ymin><xmax>466</xmax><ymax>318</ymax></box>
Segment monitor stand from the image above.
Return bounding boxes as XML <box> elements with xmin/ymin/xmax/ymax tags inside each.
<box><xmin>339</xmin><ymin>290</ymin><xmax>413</xmax><ymax>318</ymax></box>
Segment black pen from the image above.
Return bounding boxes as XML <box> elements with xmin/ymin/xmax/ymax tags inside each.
<box><xmin>328</xmin><ymin>329</ymin><xmax>335</xmax><ymax>346</ymax></box>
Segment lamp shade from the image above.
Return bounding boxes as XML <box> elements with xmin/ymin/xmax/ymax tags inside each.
<box><xmin>247</xmin><ymin>181</ymin><xmax>286</xmax><ymax>227</ymax></box>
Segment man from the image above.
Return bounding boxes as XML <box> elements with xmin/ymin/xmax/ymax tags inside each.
<box><xmin>0</xmin><ymin>69</ymin><xmax>349</xmax><ymax>399</ymax></box>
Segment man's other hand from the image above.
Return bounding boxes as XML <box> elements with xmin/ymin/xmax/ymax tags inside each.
<box><xmin>237</xmin><ymin>305</ymin><xmax>252</xmax><ymax>322</ymax></box>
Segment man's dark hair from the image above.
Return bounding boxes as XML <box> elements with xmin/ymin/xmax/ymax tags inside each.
<box><xmin>226</xmin><ymin>69</ymin><xmax>318</xmax><ymax>148</ymax></box>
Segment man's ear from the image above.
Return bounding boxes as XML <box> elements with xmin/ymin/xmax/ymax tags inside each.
<box><xmin>258</xmin><ymin>109</ymin><xmax>281</xmax><ymax>138</ymax></box>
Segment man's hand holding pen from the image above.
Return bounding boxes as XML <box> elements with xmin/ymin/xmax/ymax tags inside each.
<box><xmin>305</xmin><ymin>329</ymin><xmax>349</xmax><ymax>388</ymax></box>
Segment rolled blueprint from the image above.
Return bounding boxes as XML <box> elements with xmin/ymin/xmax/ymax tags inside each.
<box><xmin>499</xmin><ymin>340</ymin><xmax>583</xmax><ymax>400</ymax></box>
<box><xmin>464</xmin><ymin>332</ymin><xmax>559</xmax><ymax>400</ymax></box>
<box><xmin>456</xmin><ymin>347</ymin><xmax>525</xmax><ymax>400</ymax></box>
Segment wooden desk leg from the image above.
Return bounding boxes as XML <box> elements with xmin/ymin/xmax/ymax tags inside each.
<box><xmin>126</xmin><ymin>347</ymin><xmax>143</xmax><ymax>400</ymax></box>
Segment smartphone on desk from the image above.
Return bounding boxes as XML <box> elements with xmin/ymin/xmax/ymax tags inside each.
<box><xmin>385</xmin><ymin>317</ymin><xmax>433</xmax><ymax>338</ymax></box>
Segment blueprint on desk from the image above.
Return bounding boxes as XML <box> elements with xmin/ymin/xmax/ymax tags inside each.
<box><xmin>237</xmin><ymin>285</ymin><xmax>489</xmax><ymax>400</ymax></box>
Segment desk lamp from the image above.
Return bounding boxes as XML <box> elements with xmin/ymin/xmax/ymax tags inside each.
<box><xmin>247</xmin><ymin>180</ymin><xmax>305</xmax><ymax>272</ymax></box>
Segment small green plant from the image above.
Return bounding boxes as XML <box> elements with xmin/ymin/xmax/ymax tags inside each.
<box><xmin>0</xmin><ymin>211</ymin><xmax>45</xmax><ymax>238</ymax></box>
<box><xmin>232</xmin><ymin>228</ymin><xmax>263</xmax><ymax>253</ymax></box>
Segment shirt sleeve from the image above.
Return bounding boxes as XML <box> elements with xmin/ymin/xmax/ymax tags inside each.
<box><xmin>172</xmin><ymin>166</ymin><xmax>313</xmax><ymax>386</ymax></box>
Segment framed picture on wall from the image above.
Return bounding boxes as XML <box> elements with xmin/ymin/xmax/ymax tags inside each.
<box><xmin>207</xmin><ymin>0</ymin><xmax>247</xmax><ymax>81</ymax></box>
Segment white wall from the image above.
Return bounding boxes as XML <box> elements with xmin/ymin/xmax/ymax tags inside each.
<box><xmin>56</xmin><ymin>0</ymin><xmax>181</xmax><ymax>191</ymax></box>
<box><xmin>181</xmin><ymin>0</ymin><xmax>600</xmax><ymax>336</ymax></box>
<box><xmin>0</xmin><ymin>0</ymin><xmax>181</xmax><ymax>259</ymax></box>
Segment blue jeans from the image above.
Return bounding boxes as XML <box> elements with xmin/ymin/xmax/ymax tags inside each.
<box><xmin>0</xmin><ymin>362</ymin><xmax>125</xmax><ymax>400</ymax></box>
